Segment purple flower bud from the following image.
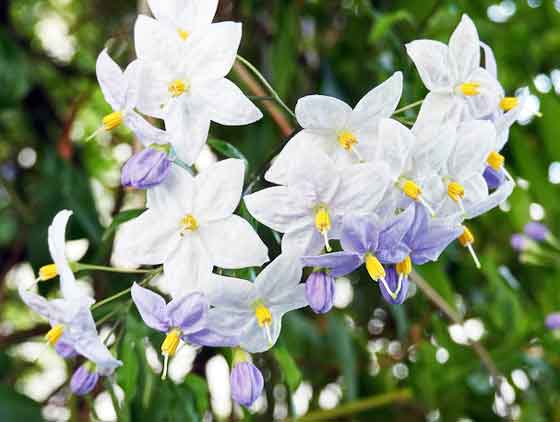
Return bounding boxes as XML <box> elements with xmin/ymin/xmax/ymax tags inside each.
<box><xmin>121</xmin><ymin>145</ymin><xmax>171</xmax><ymax>189</ymax></box>
<box><xmin>70</xmin><ymin>364</ymin><xmax>100</xmax><ymax>396</ymax></box>
<box><xmin>483</xmin><ymin>165</ymin><xmax>506</xmax><ymax>190</ymax></box>
<box><xmin>510</xmin><ymin>234</ymin><xmax>529</xmax><ymax>252</ymax></box>
<box><xmin>305</xmin><ymin>271</ymin><xmax>335</xmax><ymax>314</ymax></box>
<box><xmin>379</xmin><ymin>266</ymin><xmax>408</xmax><ymax>305</ymax></box>
<box><xmin>546</xmin><ymin>313</ymin><xmax>560</xmax><ymax>330</ymax></box>
<box><xmin>230</xmin><ymin>362</ymin><xmax>264</xmax><ymax>408</ymax></box>
<box><xmin>524</xmin><ymin>222</ymin><xmax>550</xmax><ymax>242</ymax></box>
<box><xmin>55</xmin><ymin>340</ymin><xmax>77</xmax><ymax>359</ymax></box>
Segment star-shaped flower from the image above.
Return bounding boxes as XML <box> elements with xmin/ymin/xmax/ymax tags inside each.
<box><xmin>114</xmin><ymin>159</ymin><xmax>269</xmax><ymax>297</ymax></box>
<box><xmin>244</xmin><ymin>148</ymin><xmax>391</xmax><ymax>256</ymax></box>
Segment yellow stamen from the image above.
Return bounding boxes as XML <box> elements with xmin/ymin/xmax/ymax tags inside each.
<box><xmin>396</xmin><ymin>256</ymin><xmax>412</xmax><ymax>276</ymax></box>
<box><xmin>401</xmin><ymin>179</ymin><xmax>421</xmax><ymax>201</ymax></box>
<box><xmin>315</xmin><ymin>207</ymin><xmax>332</xmax><ymax>252</ymax></box>
<box><xmin>102</xmin><ymin>111</ymin><xmax>123</xmax><ymax>131</ymax></box>
<box><xmin>365</xmin><ymin>253</ymin><xmax>385</xmax><ymax>281</ymax></box>
<box><xmin>459</xmin><ymin>225</ymin><xmax>481</xmax><ymax>269</ymax></box>
<box><xmin>447</xmin><ymin>181</ymin><xmax>465</xmax><ymax>203</ymax></box>
<box><xmin>45</xmin><ymin>324</ymin><xmax>64</xmax><ymax>345</ymax></box>
<box><xmin>458</xmin><ymin>82</ymin><xmax>481</xmax><ymax>96</ymax></box>
<box><xmin>487</xmin><ymin>151</ymin><xmax>505</xmax><ymax>171</ymax></box>
<box><xmin>168</xmin><ymin>80</ymin><xmax>188</xmax><ymax>97</ymax></box>
<box><xmin>161</xmin><ymin>329</ymin><xmax>181</xmax><ymax>358</ymax></box>
<box><xmin>337</xmin><ymin>131</ymin><xmax>358</xmax><ymax>150</ymax></box>
<box><xmin>255</xmin><ymin>303</ymin><xmax>272</xmax><ymax>327</ymax></box>
<box><xmin>499</xmin><ymin>97</ymin><xmax>519</xmax><ymax>111</ymax></box>
<box><xmin>180</xmin><ymin>214</ymin><xmax>198</xmax><ymax>234</ymax></box>
<box><xmin>39</xmin><ymin>264</ymin><xmax>58</xmax><ymax>281</ymax></box>
<box><xmin>177</xmin><ymin>29</ymin><xmax>190</xmax><ymax>41</ymax></box>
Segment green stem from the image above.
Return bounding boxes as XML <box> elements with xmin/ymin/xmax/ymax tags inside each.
<box><xmin>91</xmin><ymin>267</ymin><xmax>162</xmax><ymax>311</ymax></box>
<box><xmin>394</xmin><ymin>116</ymin><xmax>414</xmax><ymax>126</ymax></box>
<box><xmin>172</xmin><ymin>157</ymin><xmax>194</xmax><ymax>174</ymax></box>
<box><xmin>393</xmin><ymin>99</ymin><xmax>423</xmax><ymax>115</ymax></box>
<box><xmin>236</xmin><ymin>55</ymin><xmax>296</xmax><ymax>119</ymax></box>
<box><xmin>296</xmin><ymin>389</ymin><xmax>411</xmax><ymax>421</ymax></box>
<box><xmin>74</xmin><ymin>262</ymin><xmax>153</xmax><ymax>274</ymax></box>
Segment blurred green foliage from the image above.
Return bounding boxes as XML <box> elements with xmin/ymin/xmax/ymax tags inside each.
<box><xmin>1</xmin><ymin>0</ymin><xmax>560</xmax><ymax>421</ymax></box>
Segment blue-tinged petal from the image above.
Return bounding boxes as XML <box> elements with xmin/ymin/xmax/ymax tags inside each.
<box><xmin>379</xmin><ymin>266</ymin><xmax>409</xmax><ymax>305</ymax></box>
<box><xmin>340</xmin><ymin>214</ymin><xmax>379</xmax><ymax>255</ymax></box>
<box><xmin>230</xmin><ymin>362</ymin><xmax>264</xmax><ymax>408</ymax></box>
<box><xmin>409</xmin><ymin>222</ymin><xmax>463</xmax><ymax>265</ymax></box>
<box><xmin>167</xmin><ymin>292</ymin><xmax>208</xmax><ymax>334</ymax></box>
<box><xmin>403</xmin><ymin>203</ymin><xmax>430</xmax><ymax>247</ymax></box>
<box><xmin>378</xmin><ymin>205</ymin><xmax>415</xmax><ymax>250</ymax></box>
<box><xmin>465</xmin><ymin>180</ymin><xmax>514</xmax><ymax>219</ymax></box>
<box><xmin>376</xmin><ymin>242</ymin><xmax>410</xmax><ymax>264</ymax></box>
<box><xmin>131</xmin><ymin>283</ymin><xmax>170</xmax><ymax>332</ymax></box>
<box><xmin>301</xmin><ymin>252</ymin><xmax>362</xmax><ymax>277</ymax></box>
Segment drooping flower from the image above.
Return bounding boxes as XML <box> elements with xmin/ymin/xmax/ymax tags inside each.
<box><xmin>94</xmin><ymin>50</ymin><xmax>169</xmax><ymax>145</ymax></box>
<box><xmin>115</xmin><ymin>159</ymin><xmax>269</xmax><ymax>298</ymax></box>
<box><xmin>406</xmin><ymin>15</ymin><xmax>502</xmax><ymax>127</ymax></box>
<box><xmin>203</xmin><ymin>254</ymin><xmax>307</xmax><ymax>353</ymax></box>
<box><xmin>131</xmin><ymin>283</ymin><xmax>240</xmax><ymax>379</ymax></box>
<box><xmin>121</xmin><ymin>144</ymin><xmax>172</xmax><ymax>189</ymax></box>
<box><xmin>244</xmin><ymin>147</ymin><xmax>391</xmax><ymax>256</ymax></box>
<box><xmin>302</xmin><ymin>208</ymin><xmax>415</xmax><ymax>301</ymax></box>
<box><xmin>305</xmin><ymin>271</ymin><xmax>335</xmax><ymax>314</ymax></box>
<box><xmin>230</xmin><ymin>361</ymin><xmax>264</xmax><ymax>408</ymax></box>
<box><xmin>379</xmin><ymin>266</ymin><xmax>409</xmax><ymax>305</ymax></box>
<box><xmin>546</xmin><ymin>313</ymin><xmax>560</xmax><ymax>330</ymax></box>
<box><xmin>70</xmin><ymin>364</ymin><xmax>100</xmax><ymax>396</ymax></box>
<box><xmin>524</xmin><ymin>222</ymin><xmax>550</xmax><ymax>242</ymax></box>
<box><xmin>271</xmin><ymin>72</ymin><xmax>402</xmax><ymax>168</ymax></box>
<box><xmin>135</xmin><ymin>19</ymin><xmax>262</xmax><ymax>164</ymax></box>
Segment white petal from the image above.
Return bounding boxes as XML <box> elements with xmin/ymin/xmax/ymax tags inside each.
<box><xmin>464</xmin><ymin>67</ymin><xmax>502</xmax><ymax>118</ymax></box>
<box><xmin>177</xmin><ymin>0</ymin><xmax>219</xmax><ymax>32</ymax></box>
<box><xmin>204</xmin><ymin>273</ymin><xmax>255</xmax><ymax>310</ymax></box>
<box><xmin>114</xmin><ymin>209</ymin><xmax>179</xmax><ymax>265</ymax></box>
<box><xmin>96</xmin><ymin>49</ymin><xmax>126</xmax><ymax>110</ymax></box>
<box><xmin>147</xmin><ymin>0</ymin><xmax>184</xmax><ymax>23</ymax></box>
<box><xmin>405</xmin><ymin>40</ymin><xmax>454</xmax><ymax>92</ymax></box>
<box><xmin>164</xmin><ymin>234</ymin><xmax>213</xmax><ymax>298</ymax></box>
<box><xmin>466</xmin><ymin>180</ymin><xmax>514</xmax><ymax>219</ymax></box>
<box><xmin>186</xmin><ymin>22</ymin><xmax>241</xmax><ymax>83</ymax></box>
<box><xmin>123</xmin><ymin>112</ymin><xmax>169</xmax><ymax>147</ymax></box>
<box><xmin>295</xmin><ymin>95</ymin><xmax>351</xmax><ymax>130</ymax></box>
<box><xmin>255</xmin><ymin>253</ymin><xmax>303</xmax><ymax>300</ymax></box>
<box><xmin>449</xmin><ymin>120</ymin><xmax>495</xmax><ymax>178</ymax></box>
<box><xmin>166</xmin><ymin>100</ymin><xmax>211</xmax><ymax>165</ymax></box>
<box><xmin>480</xmin><ymin>41</ymin><xmax>498</xmax><ymax>78</ymax></box>
<box><xmin>330</xmin><ymin>162</ymin><xmax>391</xmax><ymax>215</ymax></box>
<box><xmin>281</xmin><ymin>221</ymin><xmax>324</xmax><ymax>257</ymax></box>
<box><xmin>135</xmin><ymin>60</ymin><xmax>173</xmax><ymax>120</ymax></box>
<box><xmin>349</xmin><ymin>71</ymin><xmax>403</xmax><ymax>130</ymax></box>
<box><xmin>377</xmin><ymin>118</ymin><xmax>416</xmax><ymax>181</ymax></box>
<box><xmin>199</xmin><ymin>215</ymin><xmax>269</xmax><ymax>269</ymax></box>
<box><xmin>449</xmin><ymin>15</ymin><xmax>481</xmax><ymax>82</ymax></box>
<box><xmin>240</xmin><ymin>317</ymin><xmax>281</xmax><ymax>353</ymax></box>
<box><xmin>123</xmin><ymin>59</ymin><xmax>142</xmax><ymax>110</ymax></box>
<box><xmin>19</xmin><ymin>288</ymin><xmax>63</xmax><ymax>322</ymax></box>
<box><xmin>244</xmin><ymin>186</ymin><xmax>309</xmax><ymax>233</ymax></box>
<box><xmin>412</xmin><ymin>92</ymin><xmax>463</xmax><ymax>137</ymax></box>
<box><xmin>270</xmin><ymin>284</ymin><xmax>308</xmax><ymax>316</ymax></box>
<box><xmin>463</xmin><ymin>173</ymin><xmax>489</xmax><ymax>205</ymax></box>
<box><xmin>134</xmin><ymin>15</ymin><xmax>184</xmax><ymax>65</ymax></box>
<box><xmin>412</xmin><ymin>123</ymin><xmax>456</xmax><ymax>178</ymax></box>
<box><xmin>195</xmin><ymin>78</ymin><xmax>262</xmax><ymax>125</ymax></box>
<box><xmin>147</xmin><ymin>164</ymin><xmax>195</xmax><ymax>219</ymax></box>
<box><xmin>194</xmin><ymin>158</ymin><xmax>244</xmax><ymax>222</ymax></box>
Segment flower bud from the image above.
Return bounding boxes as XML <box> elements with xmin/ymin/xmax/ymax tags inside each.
<box><xmin>121</xmin><ymin>145</ymin><xmax>171</xmax><ymax>189</ymax></box>
<box><xmin>379</xmin><ymin>266</ymin><xmax>408</xmax><ymax>305</ymax></box>
<box><xmin>483</xmin><ymin>165</ymin><xmax>505</xmax><ymax>190</ymax></box>
<box><xmin>510</xmin><ymin>234</ymin><xmax>530</xmax><ymax>252</ymax></box>
<box><xmin>70</xmin><ymin>364</ymin><xmax>99</xmax><ymax>396</ymax></box>
<box><xmin>524</xmin><ymin>222</ymin><xmax>550</xmax><ymax>242</ymax></box>
<box><xmin>230</xmin><ymin>362</ymin><xmax>264</xmax><ymax>408</ymax></box>
<box><xmin>305</xmin><ymin>271</ymin><xmax>335</xmax><ymax>314</ymax></box>
<box><xmin>546</xmin><ymin>313</ymin><xmax>560</xmax><ymax>330</ymax></box>
<box><xmin>55</xmin><ymin>340</ymin><xmax>77</xmax><ymax>359</ymax></box>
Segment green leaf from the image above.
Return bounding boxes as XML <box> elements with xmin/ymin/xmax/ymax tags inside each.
<box><xmin>184</xmin><ymin>374</ymin><xmax>209</xmax><ymax>415</ymax></box>
<box><xmin>0</xmin><ymin>29</ymin><xmax>30</xmax><ymax>109</ymax></box>
<box><xmin>0</xmin><ymin>385</ymin><xmax>42</xmax><ymax>422</ymax></box>
<box><xmin>102</xmin><ymin>208</ymin><xmax>146</xmax><ymax>242</ymax></box>
<box><xmin>369</xmin><ymin>10</ymin><xmax>414</xmax><ymax>42</ymax></box>
<box><xmin>273</xmin><ymin>346</ymin><xmax>302</xmax><ymax>391</ymax></box>
<box><xmin>208</xmin><ymin>138</ymin><xmax>248</xmax><ymax>167</ymax></box>
<box><xmin>117</xmin><ymin>332</ymin><xmax>140</xmax><ymax>404</ymax></box>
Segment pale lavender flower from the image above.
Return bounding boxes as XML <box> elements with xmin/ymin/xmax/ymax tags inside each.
<box><xmin>121</xmin><ymin>145</ymin><xmax>171</xmax><ymax>189</ymax></box>
<box><xmin>55</xmin><ymin>341</ymin><xmax>77</xmax><ymax>359</ymax></box>
<box><xmin>230</xmin><ymin>362</ymin><xmax>264</xmax><ymax>407</ymax></box>
<box><xmin>70</xmin><ymin>364</ymin><xmax>100</xmax><ymax>396</ymax></box>
<box><xmin>546</xmin><ymin>313</ymin><xmax>560</xmax><ymax>330</ymax></box>
<box><xmin>305</xmin><ymin>271</ymin><xmax>335</xmax><ymax>314</ymax></box>
<box><xmin>524</xmin><ymin>222</ymin><xmax>550</xmax><ymax>242</ymax></box>
<box><xmin>510</xmin><ymin>234</ymin><xmax>529</xmax><ymax>252</ymax></box>
<box><xmin>379</xmin><ymin>266</ymin><xmax>409</xmax><ymax>305</ymax></box>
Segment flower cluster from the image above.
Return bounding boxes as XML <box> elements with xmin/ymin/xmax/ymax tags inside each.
<box><xmin>20</xmin><ymin>4</ymin><xmax>524</xmax><ymax>410</ymax></box>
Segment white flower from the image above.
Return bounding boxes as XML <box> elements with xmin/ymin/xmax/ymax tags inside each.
<box><xmin>272</xmin><ymin>72</ymin><xmax>402</xmax><ymax>168</ymax></box>
<box><xmin>203</xmin><ymin>253</ymin><xmax>307</xmax><ymax>353</ymax></box>
<box><xmin>19</xmin><ymin>288</ymin><xmax>122</xmax><ymax>375</ymax></box>
<box><xmin>95</xmin><ymin>50</ymin><xmax>168</xmax><ymax>145</ymax></box>
<box><xmin>406</xmin><ymin>14</ymin><xmax>502</xmax><ymax>127</ymax></box>
<box><xmin>114</xmin><ymin>159</ymin><xmax>269</xmax><ymax>297</ymax></box>
<box><xmin>135</xmin><ymin>0</ymin><xmax>219</xmax><ymax>62</ymax></box>
<box><xmin>135</xmin><ymin>19</ymin><xmax>262</xmax><ymax>164</ymax></box>
<box><xmin>244</xmin><ymin>147</ymin><xmax>391</xmax><ymax>256</ymax></box>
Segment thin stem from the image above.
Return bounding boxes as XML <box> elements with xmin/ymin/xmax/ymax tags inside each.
<box><xmin>393</xmin><ymin>99</ymin><xmax>423</xmax><ymax>115</ymax></box>
<box><xmin>172</xmin><ymin>157</ymin><xmax>194</xmax><ymax>174</ymax></box>
<box><xmin>74</xmin><ymin>263</ymin><xmax>153</xmax><ymax>274</ymax></box>
<box><xmin>236</xmin><ymin>55</ymin><xmax>296</xmax><ymax>119</ymax></box>
<box><xmin>295</xmin><ymin>389</ymin><xmax>411</xmax><ymax>421</ymax></box>
<box><xmin>91</xmin><ymin>267</ymin><xmax>162</xmax><ymax>311</ymax></box>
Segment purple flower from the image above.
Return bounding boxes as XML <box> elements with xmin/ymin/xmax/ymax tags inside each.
<box><xmin>305</xmin><ymin>271</ymin><xmax>335</xmax><ymax>314</ymax></box>
<box><xmin>379</xmin><ymin>266</ymin><xmax>409</xmax><ymax>305</ymax></box>
<box><xmin>510</xmin><ymin>234</ymin><xmax>530</xmax><ymax>252</ymax></box>
<box><xmin>121</xmin><ymin>145</ymin><xmax>171</xmax><ymax>189</ymax></box>
<box><xmin>55</xmin><ymin>340</ymin><xmax>77</xmax><ymax>359</ymax></box>
<box><xmin>546</xmin><ymin>313</ymin><xmax>560</xmax><ymax>330</ymax></box>
<box><xmin>70</xmin><ymin>364</ymin><xmax>100</xmax><ymax>396</ymax></box>
<box><xmin>131</xmin><ymin>283</ymin><xmax>239</xmax><ymax>379</ymax></box>
<box><xmin>483</xmin><ymin>165</ymin><xmax>506</xmax><ymax>190</ymax></box>
<box><xmin>524</xmin><ymin>222</ymin><xmax>550</xmax><ymax>242</ymax></box>
<box><xmin>230</xmin><ymin>362</ymin><xmax>264</xmax><ymax>407</ymax></box>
